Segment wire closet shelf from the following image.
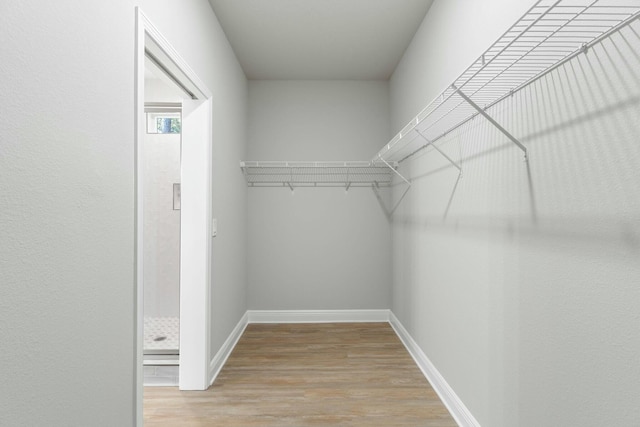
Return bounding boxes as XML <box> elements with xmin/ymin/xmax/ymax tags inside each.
<box><xmin>240</xmin><ymin>161</ymin><xmax>399</xmax><ymax>189</ymax></box>
<box><xmin>376</xmin><ymin>0</ymin><xmax>640</xmax><ymax>164</ymax></box>
<box><xmin>241</xmin><ymin>0</ymin><xmax>640</xmax><ymax>188</ymax></box>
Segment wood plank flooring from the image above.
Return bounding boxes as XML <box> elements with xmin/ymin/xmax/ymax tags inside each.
<box><xmin>144</xmin><ymin>323</ymin><xmax>457</xmax><ymax>426</ymax></box>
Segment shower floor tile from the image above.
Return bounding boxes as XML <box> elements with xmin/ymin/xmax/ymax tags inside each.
<box><xmin>144</xmin><ymin>316</ymin><xmax>179</xmax><ymax>353</ymax></box>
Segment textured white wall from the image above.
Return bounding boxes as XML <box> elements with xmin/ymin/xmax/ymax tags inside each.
<box><xmin>247</xmin><ymin>81</ymin><xmax>391</xmax><ymax>310</ymax></box>
<box><xmin>0</xmin><ymin>1</ymin><xmax>247</xmax><ymax>425</ymax></box>
<box><xmin>390</xmin><ymin>1</ymin><xmax>640</xmax><ymax>426</ymax></box>
<box><xmin>0</xmin><ymin>1</ymin><xmax>136</xmax><ymax>425</ymax></box>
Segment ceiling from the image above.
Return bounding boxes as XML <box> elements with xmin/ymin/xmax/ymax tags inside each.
<box><xmin>208</xmin><ymin>0</ymin><xmax>434</xmax><ymax>80</ymax></box>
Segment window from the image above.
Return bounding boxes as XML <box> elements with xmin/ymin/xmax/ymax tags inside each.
<box><xmin>146</xmin><ymin>112</ymin><xmax>181</xmax><ymax>134</ymax></box>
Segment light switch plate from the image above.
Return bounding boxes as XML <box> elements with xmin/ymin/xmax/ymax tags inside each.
<box><xmin>212</xmin><ymin>218</ymin><xmax>217</xmax><ymax>237</ymax></box>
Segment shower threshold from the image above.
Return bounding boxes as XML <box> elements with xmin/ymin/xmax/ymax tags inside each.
<box><xmin>144</xmin><ymin>316</ymin><xmax>180</xmax><ymax>386</ymax></box>
<box><xmin>144</xmin><ymin>316</ymin><xmax>179</xmax><ymax>355</ymax></box>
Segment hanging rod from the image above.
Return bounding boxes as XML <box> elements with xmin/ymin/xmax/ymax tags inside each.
<box><xmin>240</xmin><ymin>161</ymin><xmax>399</xmax><ymax>188</ymax></box>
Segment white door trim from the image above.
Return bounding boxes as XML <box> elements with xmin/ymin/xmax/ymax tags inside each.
<box><xmin>135</xmin><ymin>8</ymin><xmax>213</xmax><ymax>425</ymax></box>
<box><xmin>179</xmin><ymin>98</ymin><xmax>213</xmax><ymax>390</ymax></box>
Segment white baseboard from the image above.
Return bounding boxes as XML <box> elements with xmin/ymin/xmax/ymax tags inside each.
<box><xmin>247</xmin><ymin>309</ymin><xmax>390</xmax><ymax>324</ymax></box>
<box><xmin>208</xmin><ymin>311</ymin><xmax>249</xmax><ymax>386</ymax></box>
<box><xmin>389</xmin><ymin>312</ymin><xmax>480</xmax><ymax>427</ymax></box>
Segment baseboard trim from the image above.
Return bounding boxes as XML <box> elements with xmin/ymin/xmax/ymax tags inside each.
<box><xmin>389</xmin><ymin>312</ymin><xmax>480</xmax><ymax>427</ymax></box>
<box><xmin>208</xmin><ymin>311</ymin><xmax>249</xmax><ymax>386</ymax></box>
<box><xmin>247</xmin><ymin>309</ymin><xmax>390</xmax><ymax>324</ymax></box>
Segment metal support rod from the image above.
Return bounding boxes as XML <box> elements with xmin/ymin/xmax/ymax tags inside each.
<box><xmin>287</xmin><ymin>182</ymin><xmax>294</xmax><ymax>192</ymax></box>
<box><xmin>372</xmin><ymin>179</ymin><xmax>412</xmax><ymax>219</ymax></box>
<box><xmin>378</xmin><ymin>156</ymin><xmax>411</xmax><ymax>186</ymax></box>
<box><xmin>345</xmin><ymin>182</ymin><xmax>351</xmax><ymax>192</ymax></box>
<box><xmin>452</xmin><ymin>84</ymin><xmax>528</xmax><ymax>158</ymax></box>
<box><xmin>414</xmin><ymin>130</ymin><xmax>462</xmax><ymax>171</ymax></box>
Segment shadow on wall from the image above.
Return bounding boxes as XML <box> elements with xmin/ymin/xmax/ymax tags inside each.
<box><xmin>391</xmin><ymin>19</ymin><xmax>640</xmax><ymax>427</ymax></box>
<box><xmin>391</xmin><ymin>23</ymin><xmax>640</xmax><ymax>247</ymax></box>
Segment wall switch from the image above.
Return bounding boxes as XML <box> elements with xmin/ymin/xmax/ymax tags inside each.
<box><xmin>212</xmin><ymin>218</ymin><xmax>217</xmax><ymax>237</ymax></box>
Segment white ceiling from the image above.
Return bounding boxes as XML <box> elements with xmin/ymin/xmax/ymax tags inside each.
<box><xmin>208</xmin><ymin>0</ymin><xmax>434</xmax><ymax>80</ymax></box>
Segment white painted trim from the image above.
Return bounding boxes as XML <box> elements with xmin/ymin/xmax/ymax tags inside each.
<box><xmin>179</xmin><ymin>97</ymin><xmax>213</xmax><ymax>390</ymax></box>
<box><xmin>134</xmin><ymin>10</ymin><xmax>146</xmax><ymax>427</ymax></box>
<box><xmin>247</xmin><ymin>309</ymin><xmax>390</xmax><ymax>324</ymax></box>
<box><xmin>209</xmin><ymin>312</ymin><xmax>249</xmax><ymax>386</ymax></box>
<box><xmin>144</xmin><ymin>359</ymin><xmax>179</xmax><ymax>366</ymax></box>
<box><xmin>139</xmin><ymin>11</ymin><xmax>211</xmax><ymax>100</ymax></box>
<box><xmin>388</xmin><ymin>312</ymin><xmax>480</xmax><ymax>427</ymax></box>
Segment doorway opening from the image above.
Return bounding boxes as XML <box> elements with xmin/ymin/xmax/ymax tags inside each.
<box><xmin>142</xmin><ymin>78</ymin><xmax>183</xmax><ymax>384</ymax></box>
<box><xmin>135</xmin><ymin>7</ymin><xmax>214</xmax><ymax>425</ymax></box>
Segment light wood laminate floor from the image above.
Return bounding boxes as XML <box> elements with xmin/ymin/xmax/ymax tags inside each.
<box><xmin>144</xmin><ymin>322</ymin><xmax>457</xmax><ymax>426</ymax></box>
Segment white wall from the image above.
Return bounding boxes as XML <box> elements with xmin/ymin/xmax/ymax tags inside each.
<box><xmin>247</xmin><ymin>81</ymin><xmax>391</xmax><ymax>310</ymax></box>
<box><xmin>144</xmin><ymin>77</ymin><xmax>185</xmax><ymax>103</ymax></box>
<box><xmin>0</xmin><ymin>1</ymin><xmax>136</xmax><ymax>425</ymax></box>
<box><xmin>390</xmin><ymin>1</ymin><xmax>640</xmax><ymax>426</ymax></box>
<box><xmin>0</xmin><ymin>1</ymin><xmax>247</xmax><ymax>425</ymax></box>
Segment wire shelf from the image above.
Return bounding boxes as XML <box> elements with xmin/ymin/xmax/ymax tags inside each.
<box><xmin>240</xmin><ymin>1</ymin><xmax>640</xmax><ymax>189</ymax></box>
<box><xmin>376</xmin><ymin>0</ymin><xmax>640</xmax><ymax>163</ymax></box>
<box><xmin>240</xmin><ymin>161</ymin><xmax>398</xmax><ymax>188</ymax></box>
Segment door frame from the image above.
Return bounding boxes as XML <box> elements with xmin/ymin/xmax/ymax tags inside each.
<box><xmin>134</xmin><ymin>8</ymin><xmax>213</xmax><ymax>425</ymax></box>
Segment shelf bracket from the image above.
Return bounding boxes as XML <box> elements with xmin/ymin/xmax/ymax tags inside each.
<box><xmin>371</xmin><ymin>179</ymin><xmax>411</xmax><ymax>219</ymax></box>
<box><xmin>415</xmin><ymin>129</ymin><xmax>462</xmax><ymax>172</ymax></box>
<box><xmin>452</xmin><ymin>84</ymin><xmax>528</xmax><ymax>160</ymax></box>
<box><xmin>377</xmin><ymin>155</ymin><xmax>411</xmax><ymax>186</ymax></box>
